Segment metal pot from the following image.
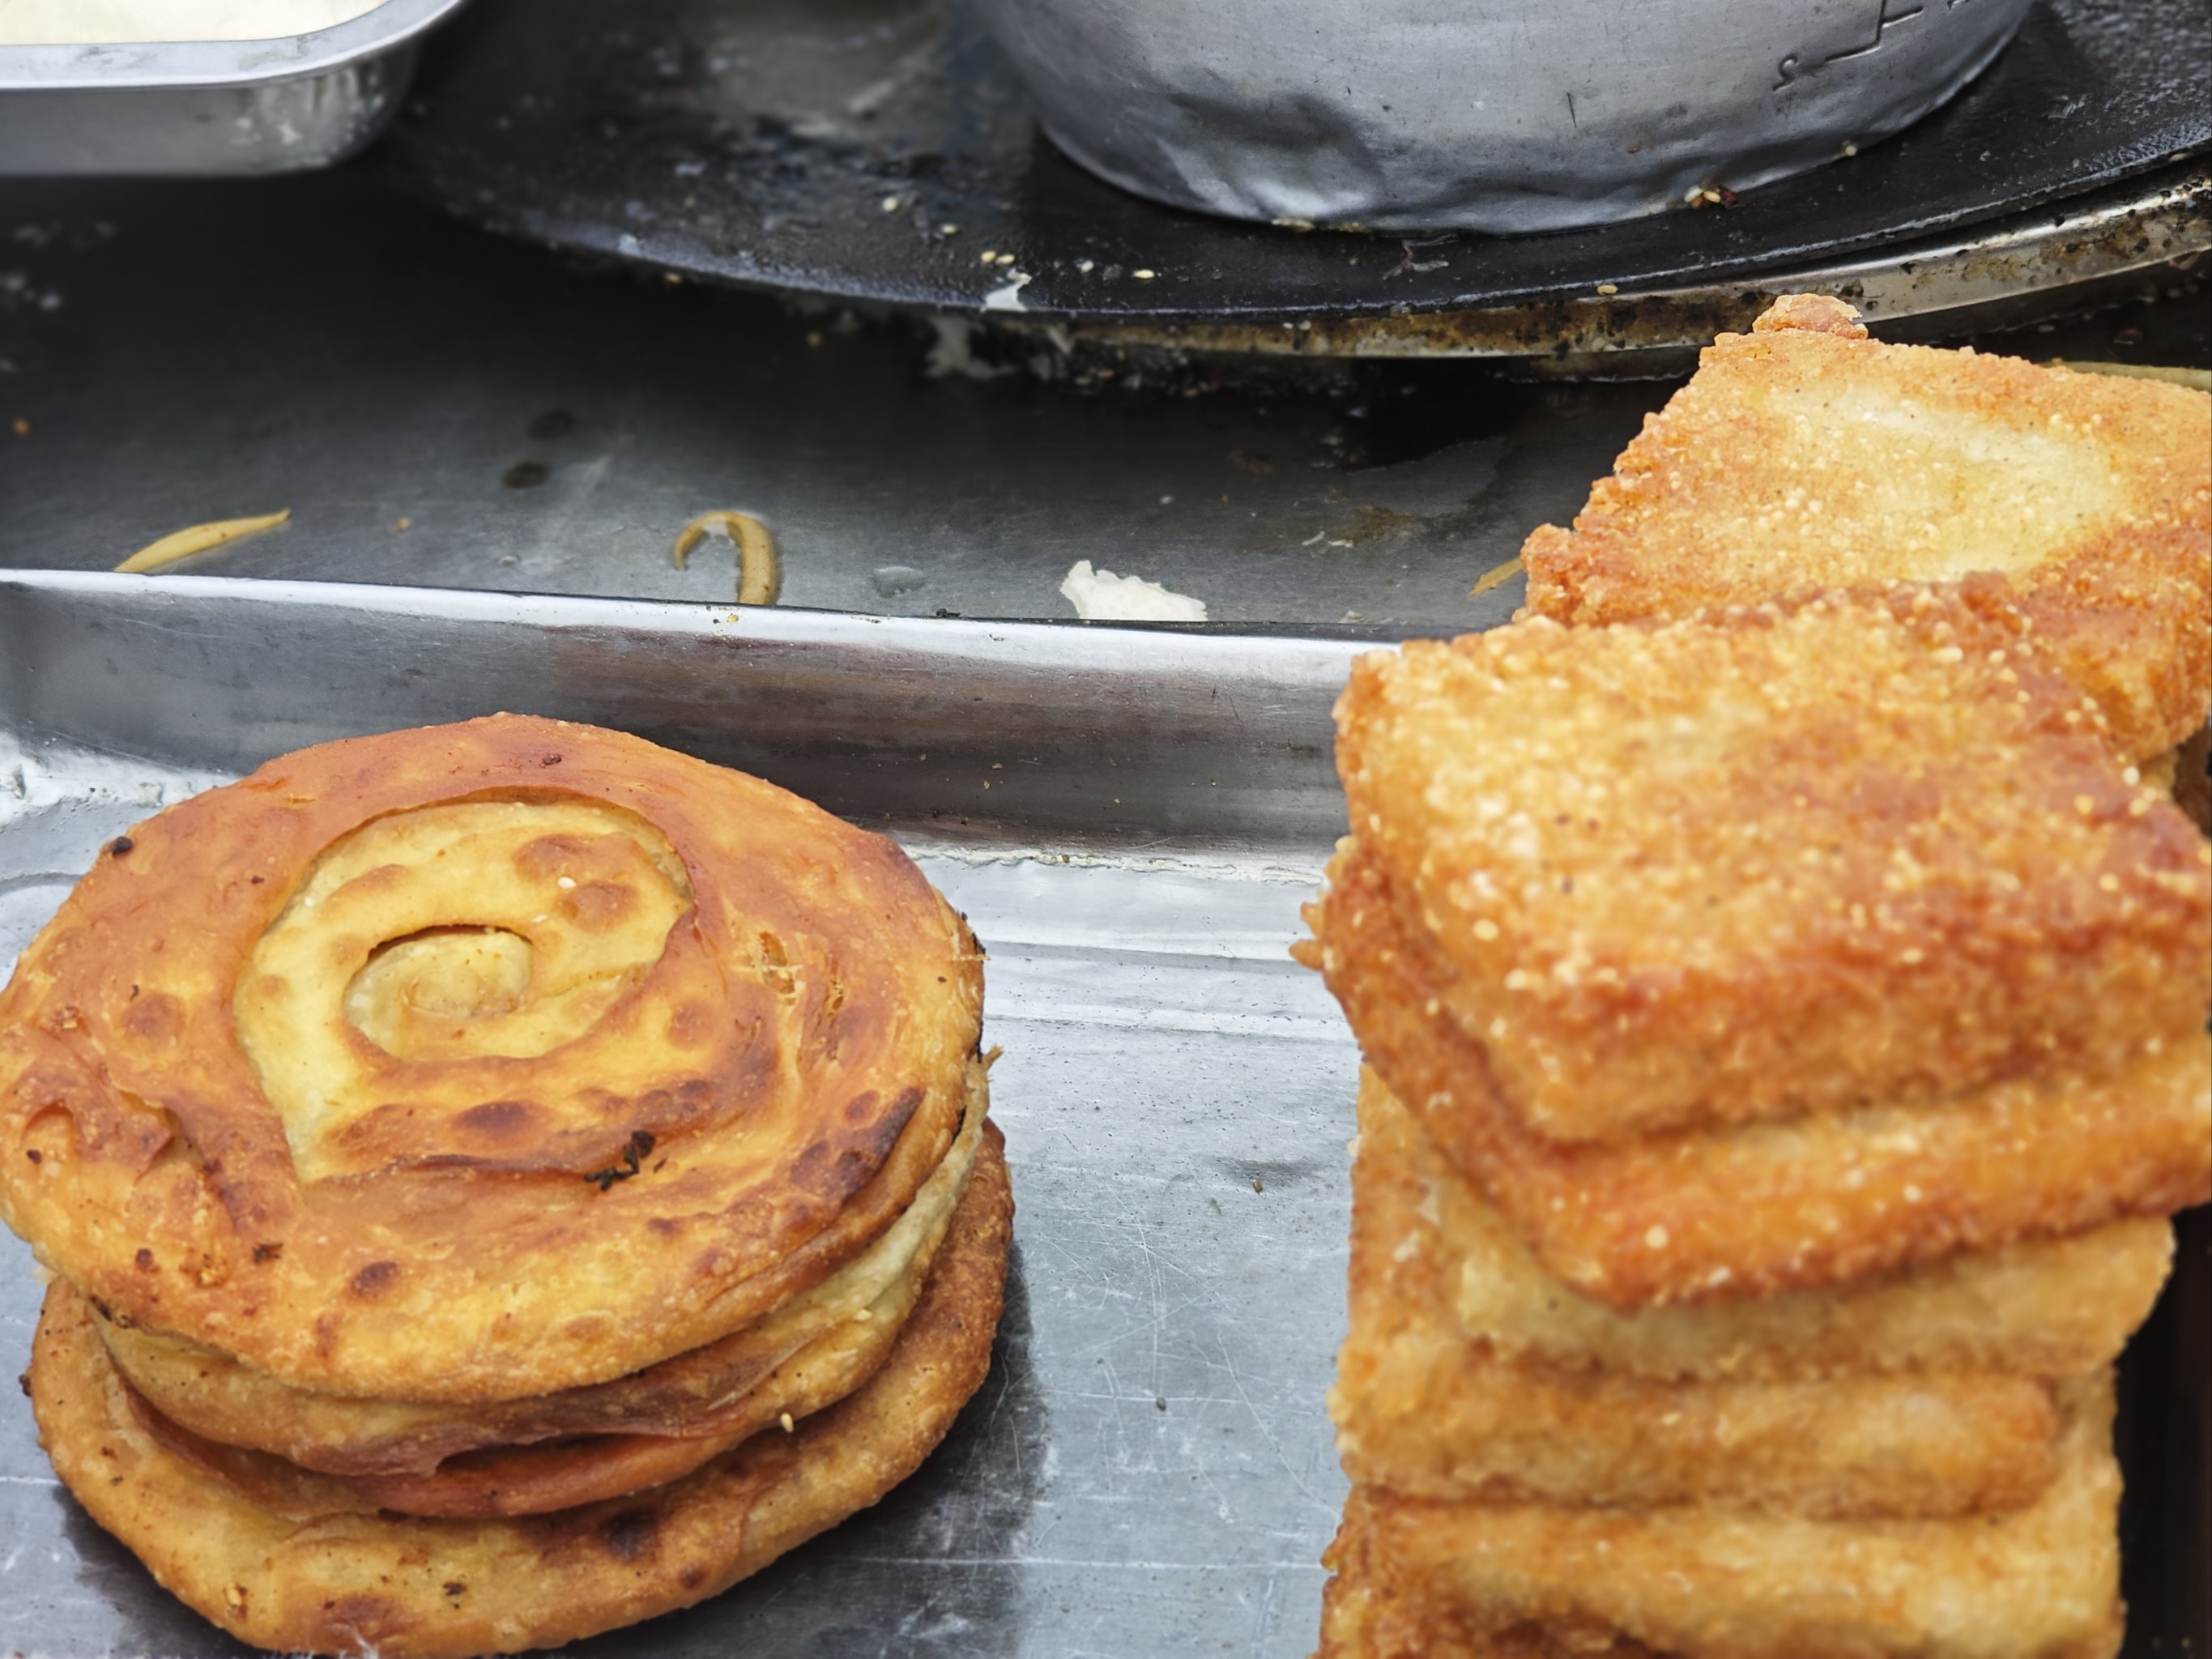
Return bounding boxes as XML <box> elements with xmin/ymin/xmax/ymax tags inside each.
<box><xmin>966</xmin><ymin>0</ymin><xmax>2033</xmax><ymax>233</ymax></box>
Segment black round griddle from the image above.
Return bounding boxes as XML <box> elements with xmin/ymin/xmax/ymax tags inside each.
<box><xmin>381</xmin><ymin>0</ymin><xmax>2209</xmax><ymax>326</ymax></box>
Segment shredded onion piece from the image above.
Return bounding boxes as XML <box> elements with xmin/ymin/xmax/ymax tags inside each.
<box><xmin>1468</xmin><ymin>554</ymin><xmax>1524</xmax><ymax>596</ymax></box>
<box><xmin>115</xmin><ymin>510</ymin><xmax>291</xmax><ymax>574</ymax></box>
<box><xmin>672</xmin><ymin>510</ymin><xmax>782</xmax><ymax>605</ymax></box>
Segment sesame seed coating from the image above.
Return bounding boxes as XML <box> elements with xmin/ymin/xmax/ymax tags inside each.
<box><xmin>1519</xmin><ymin>294</ymin><xmax>2211</xmax><ymax>764</ymax></box>
<box><xmin>1332</xmin><ymin>582</ymin><xmax>2210</xmax><ymax>1147</ymax></box>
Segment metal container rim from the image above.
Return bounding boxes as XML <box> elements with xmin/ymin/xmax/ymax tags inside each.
<box><xmin>0</xmin><ymin>0</ymin><xmax>467</xmax><ymax>92</ymax></box>
<box><xmin>0</xmin><ymin>567</ymin><xmax>1386</xmax><ymax>676</ymax></box>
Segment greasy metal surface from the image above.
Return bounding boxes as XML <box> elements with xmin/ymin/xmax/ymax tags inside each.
<box><xmin>0</xmin><ymin>0</ymin><xmax>469</xmax><ymax>177</ymax></box>
<box><xmin>2</xmin><ymin>169</ymin><xmax>2205</xmax><ymax>631</ymax></box>
<box><xmin>379</xmin><ymin>0</ymin><xmax>2210</xmax><ymax>331</ymax></box>
<box><xmin>0</xmin><ymin>168</ymin><xmax>1619</xmax><ymax>631</ymax></box>
<box><xmin>966</xmin><ymin>0</ymin><xmax>2030</xmax><ymax>234</ymax></box>
<box><xmin>0</xmin><ymin>576</ymin><xmax>2201</xmax><ymax>1657</ymax></box>
<box><xmin>1061</xmin><ymin>164</ymin><xmax>2212</xmax><ymax>361</ymax></box>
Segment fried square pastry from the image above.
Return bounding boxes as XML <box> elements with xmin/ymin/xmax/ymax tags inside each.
<box><xmin>1334</xmin><ymin>1073</ymin><xmax>2105</xmax><ymax>1520</ymax></box>
<box><xmin>1330</xmin><ymin>1372</ymin><xmax>2122</xmax><ymax>1659</ymax></box>
<box><xmin>1349</xmin><ymin>1072</ymin><xmax>2170</xmax><ymax>1383</ymax></box>
<box><xmin>1313</xmin><ymin>847</ymin><xmax>2209</xmax><ymax>1307</ymax></box>
<box><xmin>1519</xmin><ymin>293</ymin><xmax>2212</xmax><ymax>763</ymax></box>
<box><xmin>1319</xmin><ymin>1501</ymin><xmax>1659</xmax><ymax>1658</ymax></box>
<box><xmin>1323</xmin><ymin>583</ymin><xmax>2212</xmax><ymax>1147</ymax></box>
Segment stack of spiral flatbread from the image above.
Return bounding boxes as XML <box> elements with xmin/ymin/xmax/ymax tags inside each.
<box><xmin>1300</xmin><ymin>304</ymin><xmax>2212</xmax><ymax>1657</ymax></box>
<box><xmin>0</xmin><ymin>714</ymin><xmax>1010</xmax><ymax>1658</ymax></box>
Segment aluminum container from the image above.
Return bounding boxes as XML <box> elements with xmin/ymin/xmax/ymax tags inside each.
<box><xmin>967</xmin><ymin>0</ymin><xmax>2034</xmax><ymax>233</ymax></box>
<box><xmin>0</xmin><ymin>0</ymin><xmax>467</xmax><ymax>175</ymax></box>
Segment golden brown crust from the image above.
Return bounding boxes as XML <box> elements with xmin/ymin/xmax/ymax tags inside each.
<box><xmin>137</xmin><ymin>1109</ymin><xmax>990</xmax><ymax>1518</ymax></box>
<box><xmin>1338</xmin><ymin>1374</ymin><xmax>2122</xmax><ymax>1659</ymax></box>
<box><xmin>98</xmin><ymin>1069</ymin><xmax>988</xmax><ymax>1480</ymax></box>
<box><xmin>1311</xmin><ymin>847</ymin><xmax>2210</xmax><ymax>1307</ymax></box>
<box><xmin>29</xmin><ymin>1123</ymin><xmax>1012</xmax><ymax>1659</ymax></box>
<box><xmin>1336</xmin><ymin>1077</ymin><xmax>2067</xmax><ymax>1520</ymax></box>
<box><xmin>1319</xmin><ymin>1493</ymin><xmax>1662</xmax><ymax>1659</ymax></box>
<box><xmin>1327</xmin><ymin>586</ymin><xmax>2212</xmax><ymax>1147</ymax></box>
<box><xmin>0</xmin><ymin>715</ymin><xmax>983</xmax><ymax>1401</ymax></box>
<box><xmin>1519</xmin><ymin>295</ymin><xmax>2212</xmax><ymax>761</ymax></box>
<box><xmin>1350</xmin><ymin>1068</ymin><xmax>2171</xmax><ymax>1383</ymax></box>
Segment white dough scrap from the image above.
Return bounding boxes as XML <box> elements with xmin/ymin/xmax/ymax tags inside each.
<box><xmin>1059</xmin><ymin>560</ymin><xmax>1208</xmax><ymax>623</ymax></box>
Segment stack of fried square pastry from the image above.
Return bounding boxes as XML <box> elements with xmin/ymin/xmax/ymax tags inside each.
<box><xmin>1298</xmin><ymin>582</ymin><xmax>2212</xmax><ymax>1657</ymax></box>
<box><xmin>0</xmin><ymin>715</ymin><xmax>1012</xmax><ymax>1658</ymax></box>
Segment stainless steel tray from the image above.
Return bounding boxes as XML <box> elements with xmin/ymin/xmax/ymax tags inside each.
<box><xmin>0</xmin><ymin>571</ymin><xmax>2201</xmax><ymax>1657</ymax></box>
<box><xmin>0</xmin><ymin>0</ymin><xmax>467</xmax><ymax>175</ymax></box>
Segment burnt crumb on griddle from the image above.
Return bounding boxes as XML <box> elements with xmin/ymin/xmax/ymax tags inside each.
<box><xmin>585</xmin><ymin>1129</ymin><xmax>659</xmax><ymax>1191</ymax></box>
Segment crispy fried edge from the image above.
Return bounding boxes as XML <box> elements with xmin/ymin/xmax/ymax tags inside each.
<box><xmin>29</xmin><ymin>1127</ymin><xmax>1011</xmax><ymax>1659</ymax></box>
<box><xmin>1517</xmin><ymin>297</ymin><xmax>2212</xmax><ymax>761</ymax></box>
<box><xmin>1335</xmin><ymin>1073</ymin><xmax>2062</xmax><ymax>1519</ymax></box>
<box><xmin>1329</xmin><ymin>586</ymin><xmax>2210</xmax><ymax>1145</ymax></box>
<box><xmin>1306</xmin><ymin>847</ymin><xmax>2210</xmax><ymax>1307</ymax></box>
<box><xmin>100</xmin><ymin>1077</ymin><xmax>990</xmax><ymax>1478</ymax></box>
<box><xmin>1348</xmin><ymin>1068</ymin><xmax>2172</xmax><ymax>1381</ymax></box>
<box><xmin>1352</xmin><ymin>1372</ymin><xmax>2123</xmax><ymax>1659</ymax></box>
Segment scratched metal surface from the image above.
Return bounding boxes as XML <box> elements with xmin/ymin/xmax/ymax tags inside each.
<box><xmin>0</xmin><ymin>574</ymin><xmax>2201</xmax><ymax>1657</ymax></box>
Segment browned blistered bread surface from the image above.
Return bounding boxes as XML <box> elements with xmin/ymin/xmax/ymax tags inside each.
<box><xmin>0</xmin><ymin>714</ymin><xmax>984</xmax><ymax>1401</ymax></box>
<box><xmin>113</xmin><ymin>1101</ymin><xmax>987</xmax><ymax>1520</ymax></box>
<box><xmin>96</xmin><ymin>1080</ymin><xmax>987</xmax><ymax>1486</ymax></box>
<box><xmin>1519</xmin><ymin>294</ymin><xmax>2212</xmax><ymax>763</ymax></box>
<box><xmin>28</xmin><ymin>1125</ymin><xmax>1012</xmax><ymax>1659</ymax></box>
